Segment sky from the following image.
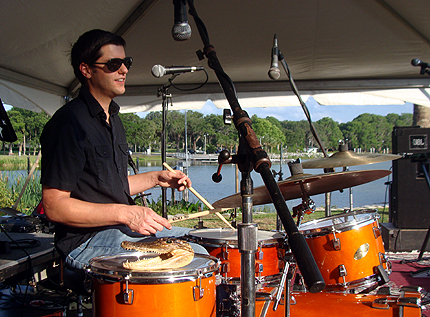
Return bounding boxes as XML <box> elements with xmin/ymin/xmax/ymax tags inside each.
<box><xmin>140</xmin><ymin>98</ymin><xmax>413</xmax><ymax>124</ymax></box>
<box><xmin>4</xmin><ymin>96</ymin><xmax>413</xmax><ymax>124</ymax></box>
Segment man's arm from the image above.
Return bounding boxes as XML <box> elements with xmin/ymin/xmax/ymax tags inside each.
<box><xmin>42</xmin><ymin>185</ymin><xmax>171</xmax><ymax>235</ymax></box>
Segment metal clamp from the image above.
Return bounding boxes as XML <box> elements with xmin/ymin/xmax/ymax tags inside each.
<box><xmin>273</xmin><ymin>262</ymin><xmax>290</xmax><ymax>311</ymax></box>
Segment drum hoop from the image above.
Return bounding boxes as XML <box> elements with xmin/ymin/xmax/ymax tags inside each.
<box><xmin>299</xmin><ymin>210</ymin><xmax>378</xmax><ymax>236</ymax></box>
<box><xmin>188</xmin><ymin>229</ymin><xmax>285</xmax><ymax>247</ymax></box>
<box><xmin>86</xmin><ymin>253</ymin><xmax>220</xmax><ymax>284</ymax></box>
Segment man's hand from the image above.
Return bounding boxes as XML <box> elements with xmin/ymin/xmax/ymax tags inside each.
<box><xmin>157</xmin><ymin>170</ymin><xmax>191</xmax><ymax>191</ymax></box>
<box><xmin>125</xmin><ymin>205</ymin><xmax>172</xmax><ymax>235</ymax></box>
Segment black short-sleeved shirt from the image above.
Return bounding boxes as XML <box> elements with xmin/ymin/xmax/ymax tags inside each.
<box><xmin>41</xmin><ymin>86</ymin><xmax>133</xmax><ymax>259</ymax></box>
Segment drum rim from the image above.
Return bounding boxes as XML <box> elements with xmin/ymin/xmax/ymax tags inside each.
<box><xmin>187</xmin><ymin>228</ymin><xmax>285</xmax><ymax>246</ymax></box>
<box><xmin>86</xmin><ymin>252</ymin><xmax>220</xmax><ymax>283</ymax></box>
<box><xmin>298</xmin><ymin>209</ymin><xmax>379</xmax><ymax>235</ymax></box>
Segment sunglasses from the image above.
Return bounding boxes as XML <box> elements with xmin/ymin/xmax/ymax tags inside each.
<box><xmin>93</xmin><ymin>57</ymin><xmax>133</xmax><ymax>72</ymax></box>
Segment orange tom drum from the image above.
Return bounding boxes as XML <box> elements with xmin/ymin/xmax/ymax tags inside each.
<box><xmin>187</xmin><ymin>228</ymin><xmax>287</xmax><ymax>283</ymax></box>
<box><xmin>290</xmin><ymin>288</ymin><xmax>422</xmax><ymax>317</ymax></box>
<box><xmin>86</xmin><ymin>252</ymin><xmax>220</xmax><ymax>317</ymax></box>
<box><xmin>298</xmin><ymin>210</ymin><xmax>391</xmax><ymax>291</ymax></box>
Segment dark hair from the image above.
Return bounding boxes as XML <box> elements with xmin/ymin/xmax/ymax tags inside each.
<box><xmin>71</xmin><ymin>29</ymin><xmax>126</xmax><ymax>84</ymax></box>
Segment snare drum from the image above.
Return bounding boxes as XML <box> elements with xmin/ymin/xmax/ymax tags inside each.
<box><xmin>299</xmin><ymin>210</ymin><xmax>389</xmax><ymax>290</ymax></box>
<box><xmin>86</xmin><ymin>253</ymin><xmax>220</xmax><ymax>317</ymax></box>
<box><xmin>187</xmin><ymin>228</ymin><xmax>286</xmax><ymax>283</ymax></box>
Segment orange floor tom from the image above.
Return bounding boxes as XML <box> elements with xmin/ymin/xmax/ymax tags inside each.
<box><xmin>86</xmin><ymin>252</ymin><xmax>219</xmax><ymax>317</ymax></box>
<box><xmin>298</xmin><ymin>209</ymin><xmax>390</xmax><ymax>291</ymax></box>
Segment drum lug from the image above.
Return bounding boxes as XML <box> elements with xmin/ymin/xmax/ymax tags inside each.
<box><xmin>379</xmin><ymin>252</ymin><xmax>392</xmax><ymax>275</ymax></box>
<box><xmin>338</xmin><ymin>264</ymin><xmax>347</xmax><ymax>278</ymax></box>
<box><xmin>331</xmin><ymin>231</ymin><xmax>341</xmax><ymax>251</ymax></box>
<box><xmin>221</xmin><ymin>262</ymin><xmax>230</xmax><ymax>273</ymax></box>
<box><xmin>221</xmin><ymin>244</ymin><xmax>230</xmax><ymax>260</ymax></box>
<box><xmin>371</xmin><ymin>297</ymin><xmax>390</xmax><ymax>309</ymax></box>
<box><xmin>193</xmin><ymin>274</ymin><xmax>204</xmax><ymax>301</ymax></box>
<box><xmin>397</xmin><ymin>297</ymin><xmax>421</xmax><ymax>308</ymax></box>
<box><xmin>123</xmin><ymin>276</ymin><xmax>134</xmax><ymax>305</ymax></box>
<box><xmin>373</xmin><ymin>226</ymin><xmax>381</xmax><ymax>239</ymax></box>
<box><xmin>256</xmin><ymin>249</ymin><xmax>264</xmax><ymax>260</ymax></box>
<box><xmin>255</xmin><ymin>263</ymin><xmax>264</xmax><ymax>273</ymax></box>
<box><xmin>332</xmin><ymin>238</ymin><xmax>341</xmax><ymax>251</ymax></box>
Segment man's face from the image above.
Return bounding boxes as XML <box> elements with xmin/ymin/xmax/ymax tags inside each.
<box><xmin>86</xmin><ymin>44</ymin><xmax>129</xmax><ymax>102</ymax></box>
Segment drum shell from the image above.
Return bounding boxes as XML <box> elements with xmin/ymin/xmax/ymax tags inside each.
<box><xmin>289</xmin><ymin>291</ymin><xmax>421</xmax><ymax>317</ymax></box>
<box><xmin>87</xmin><ymin>253</ymin><xmax>219</xmax><ymax>317</ymax></box>
<box><xmin>92</xmin><ymin>274</ymin><xmax>216</xmax><ymax>317</ymax></box>
<box><xmin>188</xmin><ymin>229</ymin><xmax>286</xmax><ymax>281</ymax></box>
<box><xmin>299</xmin><ymin>210</ymin><xmax>387</xmax><ymax>288</ymax></box>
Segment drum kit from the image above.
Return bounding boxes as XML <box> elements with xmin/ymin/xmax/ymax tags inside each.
<box><xmin>85</xmin><ymin>148</ymin><xmax>423</xmax><ymax>317</ymax></box>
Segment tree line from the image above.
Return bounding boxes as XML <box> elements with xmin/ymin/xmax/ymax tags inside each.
<box><xmin>5</xmin><ymin>107</ymin><xmax>412</xmax><ymax>155</ymax></box>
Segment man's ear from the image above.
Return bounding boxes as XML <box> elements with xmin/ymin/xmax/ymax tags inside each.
<box><xmin>79</xmin><ymin>63</ymin><xmax>92</xmax><ymax>79</ymax></box>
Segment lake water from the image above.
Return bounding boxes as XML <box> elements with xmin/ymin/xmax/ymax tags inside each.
<box><xmin>139</xmin><ymin>160</ymin><xmax>393</xmax><ymax>211</ymax></box>
<box><xmin>4</xmin><ymin>159</ymin><xmax>392</xmax><ymax>212</ymax></box>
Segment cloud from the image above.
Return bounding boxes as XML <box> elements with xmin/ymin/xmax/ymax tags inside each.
<box><xmin>138</xmin><ymin>98</ymin><xmax>413</xmax><ymax>123</ymax></box>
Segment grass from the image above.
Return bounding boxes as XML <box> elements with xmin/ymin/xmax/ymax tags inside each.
<box><xmin>0</xmin><ymin>154</ymin><xmax>40</xmax><ymax>170</ymax></box>
<box><xmin>171</xmin><ymin>207</ymin><xmax>390</xmax><ymax>231</ymax></box>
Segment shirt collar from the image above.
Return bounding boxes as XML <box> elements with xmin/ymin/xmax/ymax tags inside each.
<box><xmin>78</xmin><ymin>86</ymin><xmax>120</xmax><ymax>118</ymax></box>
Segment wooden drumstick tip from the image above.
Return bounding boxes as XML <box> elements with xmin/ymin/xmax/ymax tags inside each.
<box><xmin>162</xmin><ymin>162</ymin><xmax>235</xmax><ymax>230</ymax></box>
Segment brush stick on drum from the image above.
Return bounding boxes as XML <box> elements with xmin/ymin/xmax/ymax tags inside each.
<box><xmin>163</xmin><ymin>162</ymin><xmax>236</xmax><ymax>230</ymax></box>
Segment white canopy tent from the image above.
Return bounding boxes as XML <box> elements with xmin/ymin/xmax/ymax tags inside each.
<box><xmin>0</xmin><ymin>0</ymin><xmax>429</xmax><ymax>116</ymax></box>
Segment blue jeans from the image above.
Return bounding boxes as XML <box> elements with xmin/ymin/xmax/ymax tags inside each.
<box><xmin>65</xmin><ymin>226</ymin><xmax>208</xmax><ymax>270</ymax></box>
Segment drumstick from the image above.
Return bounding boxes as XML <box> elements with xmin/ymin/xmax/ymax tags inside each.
<box><xmin>163</xmin><ymin>162</ymin><xmax>236</xmax><ymax>230</ymax></box>
<box><xmin>168</xmin><ymin>208</ymin><xmax>233</xmax><ymax>223</ymax></box>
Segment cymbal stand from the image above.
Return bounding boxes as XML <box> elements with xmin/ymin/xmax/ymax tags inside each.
<box><xmin>272</xmin><ymin>143</ymin><xmax>284</xmax><ymax>231</ymax></box>
<box><xmin>292</xmin><ymin>184</ymin><xmax>316</xmax><ymax>227</ymax></box>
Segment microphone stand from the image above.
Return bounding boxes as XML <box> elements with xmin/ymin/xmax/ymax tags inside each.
<box><xmin>277</xmin><ymin>50</ymin><xmax>335</xmax><ymax>216</ymax></box>
<box><xmin>157</xmin><ymin>76</ymin><xmax>179</xmax><ymax>218</ymax></box>
<box><xmin>187</xmin><ymin>2</ymin><xmax>325</xmax><ymax>316</ymax></box>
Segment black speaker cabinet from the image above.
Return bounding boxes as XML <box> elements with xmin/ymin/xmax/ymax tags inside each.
<box><xmin>390</xmin><ymin>126</ymin><xmax>430</xmax><ymax>229</ymax></box>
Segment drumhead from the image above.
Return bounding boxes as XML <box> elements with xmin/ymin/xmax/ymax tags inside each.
<box><xmin>188</xmin><ymin>228</ymin><xmax>285</xmax><ymax>247</ymax></box>
<box><xmin>299</xmin><ymin>209</ymin><xmax>379</xmax><ymax>236</ymax></box>
<box><xmin>86</xmin><ymin>252</ymin><xmax>219</xmax><ymax>284</ymax></box>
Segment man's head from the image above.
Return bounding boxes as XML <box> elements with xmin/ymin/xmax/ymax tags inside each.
<box><xmin>71</xmin><ymin>29</ymin><xmax>127</xmax><ymax>85</ymax></box>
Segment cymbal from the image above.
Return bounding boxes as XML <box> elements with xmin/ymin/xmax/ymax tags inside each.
<box><xmin>212</xmin><ymin>169</ymin><xmax>391</xmax><ymax>208</ymax></box>
<box><xmin>301</xmin><ymin>151</ymin><xmax>401</xmax><ymax>169</ymax></box>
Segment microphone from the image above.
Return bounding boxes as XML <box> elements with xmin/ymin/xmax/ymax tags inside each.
<box><xmin>411</xmin><ymin>58</ymin><xmax>430</xmax><ymax>75</ymax></box>
<box><xmin>151</xmin><ymin>65</ymin><xmax>204</xmax><ymax>78</ymax></box>
<box><xmin>172</xmin><ymin>0</ymin><xmax>191</xmax><ymax>41</ymax></box>
<box><xmin>268</xmin><ymin>34</ymin><xmax>281</xmax><ymax>80</ymax></box>
<box><xmin>411</xmin><ymin>58</ymin><xmax>429</xmax><ymax>68</ymax></box>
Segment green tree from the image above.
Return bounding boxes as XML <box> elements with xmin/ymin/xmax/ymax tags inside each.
<box><xmin>314</xmin><ymin>117</ymin><xmax>344</xmax><ymax>151</ymax></box>
<box><xmin>252</xmin><ymin>115</ymin><xmax>286</xmax><ymax>152</ymax></box>
<box><xmin>281</xmin><ymin>120</ymin><xmax>309</xmax><ymax>152</ymax></box>
<box><xmin>340</xmin><ymin>113</ymin><xmax>390</xmax><ymax>151</ymax></box>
